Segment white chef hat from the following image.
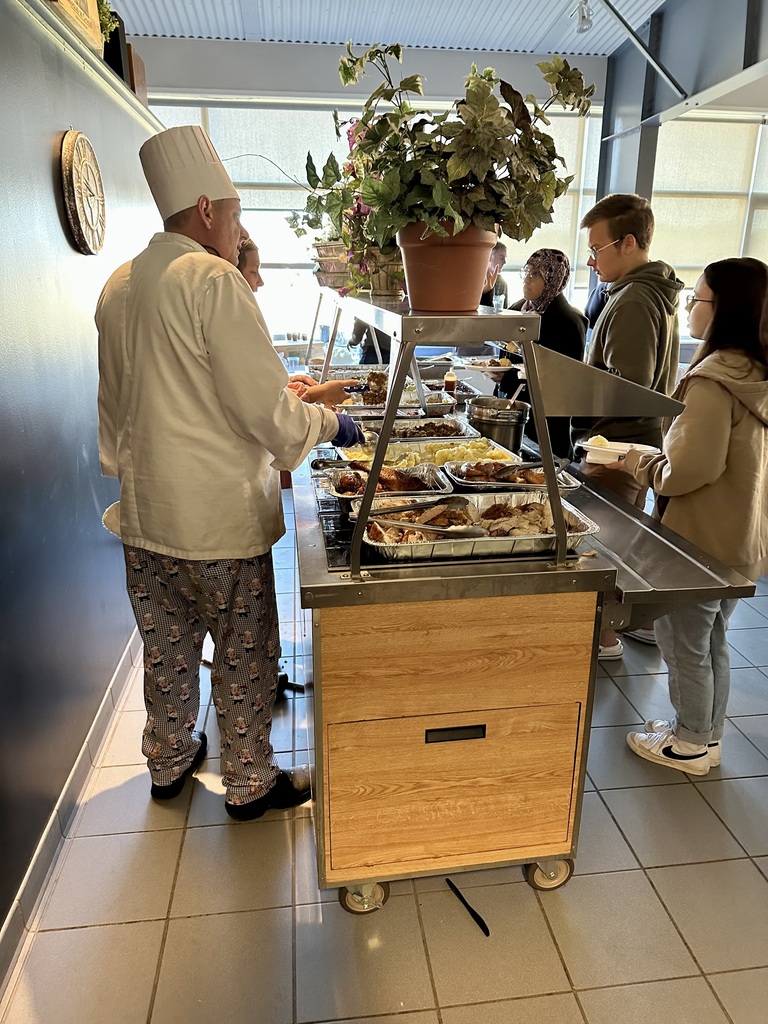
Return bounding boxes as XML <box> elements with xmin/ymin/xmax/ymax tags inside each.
<box><xmin>139</xmin><ymin>125</ymin><xmax>239</xmax><ymax>221</ymax></box>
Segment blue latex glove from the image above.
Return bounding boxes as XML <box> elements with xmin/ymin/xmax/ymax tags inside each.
<box><xmin>332</xmin><ymin>414</ymin><xmax>365</xmax><ymax>449</ymax></box>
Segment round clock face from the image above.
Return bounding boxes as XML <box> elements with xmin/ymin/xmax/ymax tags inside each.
<box><xmin>61</xmin><ymin>130</ymin><xmax>106</xmax><ymax>254</ymax></box>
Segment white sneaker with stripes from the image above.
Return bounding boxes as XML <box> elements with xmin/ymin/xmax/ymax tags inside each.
<box><xmin>644</xmin><ymin>718</ymin><xmax>721</xmax><ymax>766</ymax></box>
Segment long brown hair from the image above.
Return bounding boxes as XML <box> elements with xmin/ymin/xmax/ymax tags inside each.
<box><xmin>690</xmin><ymin>257</ymin><xmax>768</xmax><ymax>370</ymax></box>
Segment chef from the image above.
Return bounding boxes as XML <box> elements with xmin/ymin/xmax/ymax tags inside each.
<box><xmin>96</xmin><ymin>124</ymin><xmax>362</xmax><ymax>820</ymax></box>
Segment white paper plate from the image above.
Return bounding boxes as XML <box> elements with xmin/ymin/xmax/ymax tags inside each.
<box><xmin>579</xmin><ymin>441</ymin><xmax>660</xmax><ymax>465</ymax></box>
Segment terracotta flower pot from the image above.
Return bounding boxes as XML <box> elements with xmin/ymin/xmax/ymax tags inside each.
<box><xmin>396</xmin><ymin>221</ymin><xmax>497</xmax><ymax>312</ymax></box>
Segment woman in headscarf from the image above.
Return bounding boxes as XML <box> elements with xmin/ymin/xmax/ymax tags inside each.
<box><xmin>495</xmin><ymin>248</ymin><xmax>587</xmax><ymax>458</ymax></box>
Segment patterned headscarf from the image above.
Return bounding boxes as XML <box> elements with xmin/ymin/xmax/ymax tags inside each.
<box><xmin>521</xmin><ymin>248</ymin><xmax>571</xmax><ymax>314</ymax></box>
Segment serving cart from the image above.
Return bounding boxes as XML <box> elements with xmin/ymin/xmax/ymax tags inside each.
<box><xmin>293</xmin><ymin>294</ymin><xmax>754</xmax><ymax>913</ymax></box>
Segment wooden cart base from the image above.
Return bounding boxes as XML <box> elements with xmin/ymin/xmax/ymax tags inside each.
<box><xmin>307</xmin><ymin>589</ymin><xmax>600</xmax><ymax>902</ymax></box>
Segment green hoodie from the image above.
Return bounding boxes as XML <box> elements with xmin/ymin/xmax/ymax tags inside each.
<box><xmin>572</xmin><ymin>260</ymin><xmax>685</xmax><ymax>448</ymax></box>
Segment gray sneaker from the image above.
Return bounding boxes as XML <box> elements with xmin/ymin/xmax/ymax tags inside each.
<box><xmin>644</xmin><ymin>719</ymin><xmax>721</xmax><ymax>766</ymax></box>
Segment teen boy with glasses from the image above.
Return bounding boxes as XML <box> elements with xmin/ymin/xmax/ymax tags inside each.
<box><xmin>571</xmin><ymin>193</ymin><xmax>685</xmax><ymax>658</ymax></box>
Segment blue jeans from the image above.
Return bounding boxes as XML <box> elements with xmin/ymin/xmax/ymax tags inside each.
<box><xmin>655</xmin><ymin>599</ymin><xmax>739</xmax><ymax>745</ymax></box>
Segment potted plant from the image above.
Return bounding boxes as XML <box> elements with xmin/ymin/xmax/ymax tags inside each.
<box><xmin>288</xmin><ymin>125</ymin><xmax>404</xmax><ymax>297</ymax></box>
<box><xmin>298</xmin><ymin>43</ymin><xmax>594</xmax><ymax>310</ymax></box>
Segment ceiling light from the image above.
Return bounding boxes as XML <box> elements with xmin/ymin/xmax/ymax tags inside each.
<box><xmin>570</xmin><ymin>0</ymin><xmax>594</xmax><ymax>34</ymax></box>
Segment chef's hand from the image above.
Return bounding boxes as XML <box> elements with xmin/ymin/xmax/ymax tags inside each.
<box><xmin>332</xmin><ymin>414</ymin><xmax>365</xmax><ymax>448</ymax></box>
<box><xmin>286</xmin><ymin>380</ymin><xmax>310</xmax><ymax>399</ymax></box>
<box><xmin>289</xmin><ymin>372</ymin><xmax>316</xmax><ymax>387</ymax></box>
<box><xmin>603</xmin><ymin>458</ymin><xmax>630</xmax><ymax>472</ymax></box>
<box><xmin>304</xmin><ymin>379</ymin><xmax>360</xmax><ymax>407</ymax></box>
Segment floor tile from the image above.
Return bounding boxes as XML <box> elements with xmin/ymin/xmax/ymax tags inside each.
<box><xmin>72</xmin><ymin>763</ymin><xmax>192</xmax><ymax>837</ymax></box>
<box><xmin>649</xmin><ymin>859</ymin><xmax>768</xmax><ymax>971</ymax></box>
<box><xmin>731</xmin><ymin>715</ymin><xmax>768</xmax><ymax>759</ymax></box>
<box><xmin>441</xmin><ymin>993</ymin><xmax>584</xmax><ymax>1024</ymax></box>
<box><xmin>758</xmin><ymin>856</ymin><xmax>768</xmax><ymax>880</ymax></box>
<box><xmin>295</xmin><ymin>814</ymin><xmax>334</xmax><ymax>904</ymax></box>
<box><xmin>587</xmin><ymin>726</ymin><xmax>690</xmax><ymax>789</ymax></box>
<box><xmin>578</xmin><ymin>977</ymin><xmax>729</xmax><ymax>1024</ymax></box>
<box><xmin>746</xmin><ymin>594</ymin><xmax>768</xmax><ymax>613</ymax></box>
<box><xmin>729</xmin><ymin>602</ymin><xmax>768</xmax><ymax>629</ymax></box>
<box><xmin>120</xmin><ymin>669</ymin><xmax>147</xmax><ymax>713</ymax></box>
<box><xmin>539</xmin><ymin>870</ymin><xmax>696</xmax><ymax>988</ymax></box>
<box><xmin>695</xmin><ymin>777</ymin><xmax>768</xmax><ymax>855</ymax></box>
<box><xmin>0</xmin><ymin>921</ymin><xmax>164</xmax><ymax>1024</ymax></box>
<box><xmin>707</xmin><ymin>720</ymin><xmax>768</xmax><ymax>779</ymax></box>
<box><xmin>295</xmin><ymin>897</ymin><xmax>435</xmax><ymax>1021</ymax></box>
<box><xmin>272</xmin><ymin>546</ymin><xmax>296</xmax><ymax>569</ymax></box>
<box><xmin>419</xmin><ymin>885</ymin><xmax>569</xmax><ymax>1004</ymax></box>
<box><xmin>97</xmin><ymin>710</ymin><xmax>146</xmax><ymax>767</ymax></box>
<box><xmin>274</xmin><ymin>568</ymin><xmax>296</xmax><ymax>594</ymax></box>
<box><xmin>584</xmin><ymin>772</ymin><xmax>595</xmax><ymax>791</ymax></box>
<box><xmin>602</xmin><ymin>785</ymin><xmax>744</xmax><ymax>866</ymax></box>
<box><xmin>171</xmin><ymin>819</ymin><xmax>293</xmax><ymax>916</ymax></box>
<box><xmin>38</xmin><ymin>831</ymin><xmax>182</xmax><ymax>929</ymax></box>
<box><xmin>604</xmin><ymin>641</ymin><xmax>667</xmax><ymax>676</ymax></box>
<box><xmin>728</xmin><ymin>646</ymin><xmax>753</xmax><ymax>670</ymax></box>
<box><xmin>611</xmin><ymin>673</ymin><xmax>673</xmax><ymax>724</ymax></box>
<box><xmin>277</xmin><ymin>592</ymin><xmax>295</xmax><ymax>623</ymax></box>
<box><xmin>728</xmin><ymin>629</ymin><xmax>768</xmax><ymax>667</ymax></box>
<box><xmin>725</xmin><ymin>668</ymin><xmax>768</xmax><ymax>717</ymax></box>
<box><xmin>709</xmin><ymin>967</ymin><xmax>768</xmax><ymax>1024</ymax></box>
<box><xmin>590</xmin><ymin>676</ymin><xmax>643</xmax><ymax>727</ymax></box>
<box><xmin>573</xmin><ymin>792</ymin><xmax>639</xmax><ymax>873</ymax></box>
<box><xmin>151</xmin><ymin>908</ymin><xmax>292</xmax><ymax>1024</ymax></box>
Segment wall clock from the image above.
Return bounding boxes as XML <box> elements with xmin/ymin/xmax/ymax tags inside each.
<box><xmin>61</xmin><ymin>129</ymin><xmax>106</xmax><ymax>254</ymax></box>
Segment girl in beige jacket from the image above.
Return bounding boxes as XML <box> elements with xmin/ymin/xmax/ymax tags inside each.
<box><xmin>618</xmin><ymin>257</ymin><xmax>768</xmax><ymax>775</ymax></box>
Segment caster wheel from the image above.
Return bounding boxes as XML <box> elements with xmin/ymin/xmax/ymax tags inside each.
<box><xmin>523</xmin><ymin>859</ymin><xmax>574</xmax><ymax>891</ymax></box>
<box><xmin>338</xmin><ymin>881</ymin><xmax>390</xmax><ymax>914</ymax></box>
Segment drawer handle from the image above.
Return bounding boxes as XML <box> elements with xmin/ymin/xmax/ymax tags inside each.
<box><xmin>425</xmin><ymin>724</ymin><xmax>486</xmax><ymax>744</ymax></box>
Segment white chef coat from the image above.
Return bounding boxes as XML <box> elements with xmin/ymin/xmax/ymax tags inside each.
<box><xmin>96</xmin><ymin>232</ymin><xmax>338</xmax><ymax>560</ymax></box>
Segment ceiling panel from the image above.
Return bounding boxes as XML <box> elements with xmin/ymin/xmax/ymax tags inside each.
<box><xmin>117</xmin><ymin>0</ymin><xmax>670</xmax><ymax>56</ymax></box>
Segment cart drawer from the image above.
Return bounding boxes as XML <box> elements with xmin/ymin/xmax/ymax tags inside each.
<box><xmin>327</xmin><ymin>702</ymin><xmax>580</xmax><ymax>872</ymax></box>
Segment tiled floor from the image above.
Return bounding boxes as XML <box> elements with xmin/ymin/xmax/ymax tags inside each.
<box><xmin>3</xmin><ymin>489</ymin><xmax>768</xmax><ymax>1023</ymax></box>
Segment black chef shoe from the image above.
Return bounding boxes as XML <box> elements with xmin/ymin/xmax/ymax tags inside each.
<box><xmin>150</xmin><ymin>731</ymin><xmax>208</xmax><ymax>800</ymax></box>
<box><xmin>225</xmin><ymin>765</ymin><xmax>312</xmax><ymax>821</ymax></box>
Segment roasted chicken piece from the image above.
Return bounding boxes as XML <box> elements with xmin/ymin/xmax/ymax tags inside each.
<box><xmin>377</xmin><ymin>466</ymin><xmax>426</xmax><ymax>491</ymax></box>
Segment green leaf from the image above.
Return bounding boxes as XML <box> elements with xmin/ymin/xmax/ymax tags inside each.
<box><xmin>398</xmin><ymin>74</ymin><xmax>424</xmax><ymax>95</ymax></box>
<box><xmin>305</xmin><ymin>153</ymin><xmax>320</xmax><ymax>190</ymax></box>
<box><xmin>360</xmin><ymin>175</ymin><xmax>399</xmax><ymax>207</ymax></box>
<box><xmin>320</xmin><ymin>153</ymin><xmax>341</xmax><ymax>188</ymax></box>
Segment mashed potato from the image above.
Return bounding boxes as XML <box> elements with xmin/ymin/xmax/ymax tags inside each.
<box><xmin>585</xmin><ymin>434</ymin><xmax>611</xmax><ymax>448</ymax></box>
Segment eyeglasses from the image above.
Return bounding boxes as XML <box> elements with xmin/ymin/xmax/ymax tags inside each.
<box><xmin>587</xmin><ymin>237</ymin><xmax>624</xmax><ymax>259</ymax></box>
<box><xmin>685</xmin><ymin>295</ymin><xmax>714</xmax><ymax>310</ymax></box>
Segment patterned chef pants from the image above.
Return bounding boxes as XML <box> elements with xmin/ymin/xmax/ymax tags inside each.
<box><xmin>124</xmin><ymin>546</ymin><xmax>281</xmax><ymax>806</ymax></box>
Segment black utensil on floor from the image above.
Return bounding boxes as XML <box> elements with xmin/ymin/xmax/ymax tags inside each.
<box><xmin>445</xmin><ymin>877</ymin><xmax>490</xmax><ymax>936</ymax></box>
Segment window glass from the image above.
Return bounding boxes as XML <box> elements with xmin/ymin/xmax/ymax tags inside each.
<box><xmin>239</xmin><ymin>210</ymin><xmax>315</xmax><ymax>264</ymax></box>
<box><xmin>751</xmin><ymin>124</ymin><xmax>768</xmax><ymax>192</ymax></box>
<box><xmin>651</xmin><ymin>195</ymin><xmax>747</xmax><ymax>268</ymax></box>
<box><xmin>745</xmin><ymin>207</ymin><xmax>768</xmax><ymax>259</ymax></box>
<box><xmin>207</xmin><ymin>107</ymin><xmax>348</xmax><ymax>185</ymax></box>
<box><xmin>149</xmin><ymin>105</ymin><xmax>203</xmax><ymax>129</ymax></box>
<box><xmin>654</xmin><ymin>120</ymin><xmax>758</xmax><ymax>192</ymax></box>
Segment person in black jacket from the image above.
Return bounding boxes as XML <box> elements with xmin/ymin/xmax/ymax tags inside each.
<box><xmin>496</xmin><ymin>249</ymin><xmax>587</xmax><ymax>458</ymax></box>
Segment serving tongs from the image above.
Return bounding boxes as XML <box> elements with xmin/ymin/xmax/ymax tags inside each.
<box><xmin>368</xmin><ymin>517</ymin><xmax>486</xmax><ymax>539</ymax></box>
<box><xmin>493</xmin><ymin>455</ymin><xmax>570</xmax><ymax>479</ymax></box>
<box><xmin>349</xmin><ymin>494</ymin><xmax>470</xmax><ymax>520</ymax></box>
